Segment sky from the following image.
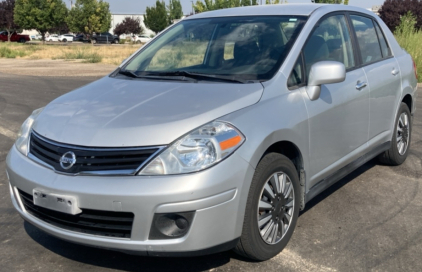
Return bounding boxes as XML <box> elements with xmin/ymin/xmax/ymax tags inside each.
<box><xmin>97</xmin><ymin>0</ymin><xmax>386</xmax><ymax>15</ymax></box>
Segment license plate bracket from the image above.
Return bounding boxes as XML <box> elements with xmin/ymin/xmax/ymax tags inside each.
<box><xmin>33</xmin><ymin>189</ymin><xmax>82</xmax><ymax>215</ymax></box>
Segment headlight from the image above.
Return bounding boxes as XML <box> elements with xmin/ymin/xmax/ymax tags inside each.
<box><xmin>139</xmin><ymin>121</ymin><xmax>245</xmax><ymax>175</ymax></box>
<box><xmin>15</xmin><ymin>108</ymin><xmax>44</xmax><ymax>156</ymax></box>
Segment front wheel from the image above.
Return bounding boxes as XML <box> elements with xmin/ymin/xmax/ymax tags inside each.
<box><xmin>234</xmin><ymin>153</ymin><xmax>300</xmax><ymax>261</ymax></box>
<box><xmin>114</xmin><ymin>39</ymin><xmax>119</xmax><ymax>44</ymax></box>
<box><xmin>378</xmin><ymin>102</ymin><xmax>412</xmax><ymax>165</ymax></box>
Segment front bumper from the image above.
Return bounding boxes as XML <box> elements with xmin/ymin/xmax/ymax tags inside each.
<box><xmin>6</xmin><ymin>145</ymin><xmax>254</xmax><ymax>255</ymax></box>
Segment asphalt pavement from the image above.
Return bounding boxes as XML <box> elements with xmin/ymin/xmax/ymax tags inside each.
<box><xmin>0</xmin><ymin>72</ymin><xmax>421</xmax><ymax>272</ymax></box>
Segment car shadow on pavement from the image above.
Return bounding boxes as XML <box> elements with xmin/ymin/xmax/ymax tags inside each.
<box><xmin>23</xmin><ymin>221</ymin><xmax>245</xmax><ymax>272</ymax></box>
<box><xmin>300</xmin><ymin>159</ymin><xmax>377</xmax><ymax>215</ymax></box>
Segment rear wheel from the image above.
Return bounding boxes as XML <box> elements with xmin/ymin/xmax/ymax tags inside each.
<box><xmin>234</xmin><ymin>153</ymin><xmax>300</xmax><ymax>261</ymax></box>
<box><xmin>63</xmin><ymin>38</ymin><xmax>67</xmax><ymax>43</ymax></box>
<box><xmin>378</xmin><ymin>102</ymin><xmax>412</xmax><ymax>165</ymax></box>
<box><xmin>92</xmin><ymin>39</ymin><xmax>97</xmax><ymax>44</ymax></box>
<box><xmin>19</xmin><ymin>38</ymin><xmax>26</xmax><ymax>43</ymax></box>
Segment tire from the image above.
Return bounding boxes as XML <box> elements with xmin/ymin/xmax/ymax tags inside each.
<box><xmin>378</xmin><ymin>102</ymin><xmax>412</xmax><ymax>165</ymax></box>
<box><xmin>136</xmin><ymin>40</ymin><xmax>141</xmax><ymax>44</ymax></box>
<box><xmin>63</xmin><ymin>39</ymin><xmax>67</xmax><ymax>42</ymax></box>
<box><xmin>19</xmin><ymin>38</ymin><xmax>26</xmax><ymax>43</ymax></box>
<box><xmin>92</xmin><ymin>39</ymin><xmax>97</xmax><ymax>44</ymax></box>
<box><xmin>114</xmin><ymin>39</ymin><xmax>119</xmax><ymax>44</ymax></box>
<box><xmin>234</xmin><ymin>153</ymin><xmax>300</xmax><ymax>261</ymax></box>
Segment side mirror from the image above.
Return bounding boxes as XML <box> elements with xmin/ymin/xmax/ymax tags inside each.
<box><xmin>306</xmin><ymin>61</ymin><xmax>346</xmax><ymax>101</ymax></box>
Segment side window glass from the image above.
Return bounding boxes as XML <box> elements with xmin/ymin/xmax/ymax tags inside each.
<box><xmin>350</xmin><ymin>15</ymin><xmax>383</xmax><ymax>64</ymax></box>
<box><xmin>288</xmin><ymin>56</ymin><xmax>304</xmax><ymax>89</ymax></box>
<box><xmin>303</xmin><ymin>15</ymin><xmax>355</xmax><ymax>77</ymax></box>
<box><xmin>374</xmin><ymin>22</ymin><xmax>392</xmax><ymax>58</ymax></box>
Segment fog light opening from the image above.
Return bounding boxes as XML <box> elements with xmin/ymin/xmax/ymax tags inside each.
<box><xmin>149</xmin><ymin>211</ymin><xmax>195</xmax><ymax>240</ymax></box>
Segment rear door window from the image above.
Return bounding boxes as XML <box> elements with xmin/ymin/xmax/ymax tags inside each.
<box><xmin>350</xmin><ymin>15</ymin><xmax>383</xmax><ymax>65</ymax></box>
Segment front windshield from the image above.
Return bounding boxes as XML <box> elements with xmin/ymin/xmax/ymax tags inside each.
<box><xmin>123</xmin><ymin>16</ymin><xmax>307</xmax><ymax>81</ymax></box>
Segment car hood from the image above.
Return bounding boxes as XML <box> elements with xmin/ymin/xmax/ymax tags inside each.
<box><xmin>33</xmin><ymin>77</ymin><xmax>263</xmax><ymax>147</ymax></box>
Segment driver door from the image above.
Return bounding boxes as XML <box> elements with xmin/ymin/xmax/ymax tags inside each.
<box><xmin>298</xmin><ymin>13</ymin><xmax>370</xmax><ymax>188</ymax></box>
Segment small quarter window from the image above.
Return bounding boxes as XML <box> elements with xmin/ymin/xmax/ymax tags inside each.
<box><xmin>350</xmin><ymin>15</ymin><xmax>383</xmax><ymax>65</ymax></box>
<box><xmin>288</xmin><ymin>56</ymin><xmax>304</xmax><ymax>89</ymax></box>
<box><xmin>374</xmin><ymin>22</ymin><xmax>392</xmax><ymax>58</ymax></box>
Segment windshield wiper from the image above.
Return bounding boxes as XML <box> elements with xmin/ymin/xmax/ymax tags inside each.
<box><xmin>118</xmin><ymin>69</ymin><xmax>138</xmax><ymax>78</ymax></box>
<box><xmin>150</xmin><ymin>71</ymin><xmax>248</xmax><ymax>84</ymax></box>
<box><xmin>117</xmin><ymin>69</ymin><xmax>196</xmax><ymax>82</ymax></box>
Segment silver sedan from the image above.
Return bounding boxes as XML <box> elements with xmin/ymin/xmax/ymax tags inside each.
<box><xmin>7</xmin><ymin>4</ymin><xmax>417</xmax><ymax>261</ymax></box>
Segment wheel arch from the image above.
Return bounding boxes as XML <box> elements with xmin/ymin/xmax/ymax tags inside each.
<box><xmin>256</xmin><ymin>139</ymin><xmax>307</xmax><ymax>210</ymax></box>
<box><xmin>402</xmin><ymin>93</ymin><xmax>413</xmax><ymax>114</ymax></box>
<box><xmin>260</xmin><ymin>141</ymin><xmax>304</xmax><ymax>177</ymax></box>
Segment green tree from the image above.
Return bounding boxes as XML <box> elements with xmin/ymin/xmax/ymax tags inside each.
<box><xmin>240</xmin><ymin>0</ymin><xmax>251</xmax><ymax>6</ymax></box>
<box><xmin>144</xmin><ymin>0</ymin><xmax>168</xmax><ymax>33</ymax></box>
<box><xmin>266</xmin><ymin>0</ymin><xmax>288</xmax><ymax>4</ymax></box>
<box><xmin>168</xmin><ymin>0</ymin><xmax>183</xmax><ymax>24</ymax></box>
<box><xmin>14</xmin><ymin>0</ymin><xmax>68</xmax><ymax>42</ymax></box>
<box><xmin>66</xmin><ymin>0</ymin><xmax>111</xmax><ymax>40</ymax></box>
<box><xmin>194</xmin><ymin>0</ymin><xmax>254</xmax><ymax>12</ymax></box>
<box><xmin>193</xmin><ymin>0</ymin><xmax>206</xmax><ymax>13</ymax></box>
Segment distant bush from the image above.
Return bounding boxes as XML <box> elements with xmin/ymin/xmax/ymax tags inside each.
<box><xmin>84</xmin><ymin>52</ymin><xmax>102</xmax><ymax>63</ymax></box>
<box><xmin>394</xmin><ymin>12</ymin><xmax>422</xmax><ymax>82</ymax></box>
<box><xmin>380</xmin><ymin>0</ymin><xmax>422</xmax><ymax>32</ymax></box>
<box><xmin>60</xmin><ymin>47</ymin><xmax>102</xmax><ymax>63</ymax></box>
<box><xmin>0</xmin><ymin>45</ymin><xmax>26</xmax><ymax>58</ymax></box>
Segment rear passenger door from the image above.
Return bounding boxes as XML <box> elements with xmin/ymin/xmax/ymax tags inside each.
<box><xmin>349</xmin><ymin>14</ymin><xmax>401</xmax><ymax>144</ymax></box>
<box><xmin>294</xmin><ymin>13</ymin><xmax>370</xmax><ymax>188</ymax></box>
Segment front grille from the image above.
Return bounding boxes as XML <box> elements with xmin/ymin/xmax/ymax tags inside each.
<box><xmin>18</xmin><ymin>189</ymin><xmax>134</xmax><ymax>238</ymax></box>
<box><xmin>29</xmin><ymin>131</ymin><xmax>161</xmax><ymax>175</ymax></box>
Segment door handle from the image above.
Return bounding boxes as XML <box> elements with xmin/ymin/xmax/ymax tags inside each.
<box><xmin>392</xmin><ymin>68</ymin><xmax>399</xmax><ymax>76</ymax></box>
<box><xmin>356</xmin><ymin>81</ymin><xmax>367</xmax><ymax>90</ymax></box>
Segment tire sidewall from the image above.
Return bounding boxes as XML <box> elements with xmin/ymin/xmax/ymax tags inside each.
<box><xmin>391</xmin><ymin>103</ymin><xmax>412</xmax><ymax>164</ymax></box>
<box><xmin>244</xmin><ymin>154</ymin><xmax>300</xmax><ymax>260</ymax></box>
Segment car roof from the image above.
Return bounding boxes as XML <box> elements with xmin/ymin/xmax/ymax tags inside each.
<box><xmin>186</xmin><ymin>4</ymin><xmax>323</xmax><ymax>19</ymax></box>
<box><xmin>185</xmin><ymin>4</ymin><xmax>373</xmax><ymax>20</ymax></box>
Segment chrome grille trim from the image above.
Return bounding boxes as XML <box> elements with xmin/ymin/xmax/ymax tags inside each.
<box><xmin>28</xmin><ymin>130</ymin><xmax>166</xmax><ymax>176</ymax></box>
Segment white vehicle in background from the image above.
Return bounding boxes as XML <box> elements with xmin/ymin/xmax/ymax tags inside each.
<box><xmin>30</xmin><ymin>34</ymin><xmax>42</xmax><ymax>41</ymax></box>
<box><xmin>133</xmin><ymin>34</ymin><xmax>151</xmax><ymax>44</ymax></box>
<box><xmin>46</xmin><ymin>34</ymin><xmax>59</xmax><ymax>42</ymax></box>
<box><xmin>58</xmin><ymin>34</ymin><xmax>74</xmax><ymax>42</ymax></box>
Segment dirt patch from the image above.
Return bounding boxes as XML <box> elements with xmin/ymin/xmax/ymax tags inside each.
<box><xmin>0</xmin><ymin>59</ymin><xmax>116</xmax><ymax>77</ymax></box>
